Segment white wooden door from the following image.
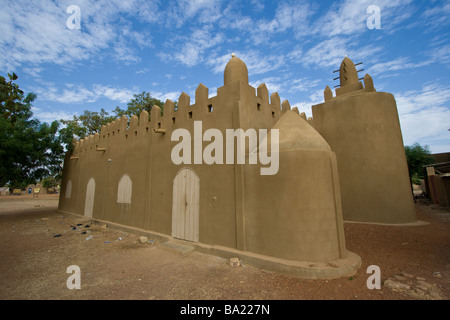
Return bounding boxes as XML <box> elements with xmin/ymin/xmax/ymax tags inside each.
<box><xmin>172</xmin><ymin>168</ymin><xmax>199</xmax><ymax>242</ymax></box>
<box><xmin>84</xmin><ymin>178</ymin><xmax>95</xmax><ymax>218</ymax></box>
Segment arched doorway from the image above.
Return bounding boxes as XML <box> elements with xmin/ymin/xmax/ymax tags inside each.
<box><xmin>171</xmin><ymin>168</ymin><xmax>199</xmax><ymax>242</ymax></box>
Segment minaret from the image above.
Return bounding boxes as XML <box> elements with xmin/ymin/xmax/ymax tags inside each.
<box><xmin>224</xmin><ymin>53</ymin><xmax>249</xmax><ymax>85</ymax></box>
<box><xmin>311</xmin><ymin>56</ymin><xmax>416</xmax><ymax>224</ymax></box>
<box><xmin>335</xmin><ymin>56</ymin><xmax>364</xmax><ymax>96</ymax></box>
<box><xmin>339</xmin><ymin>56</ymin><xmax>359</xmax><ymax>86</ymax></box>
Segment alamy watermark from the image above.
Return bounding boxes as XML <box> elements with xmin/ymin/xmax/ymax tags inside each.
<box><xmin>367</xmin><ymin>5</ymin><xmax>381</xmax><ymax>30</ymax></box>
<box><xmin>366</xmin><ymin>265</ymin><xmax>381</xmax><ymax>289</ymax></box>
<box><xmin>66</xmin><ymin>265</ymin><xmax>81</xmax><ymax>289</ymax></box>
<box><xmin>66</xmin><ymin>5</ymin><xmax>81</xmax><ymax>30</ymax></box>
<box><xmin>171</xmin><ymin>121</ymin><xmax>279</xmax><ymax>176</ymax></box>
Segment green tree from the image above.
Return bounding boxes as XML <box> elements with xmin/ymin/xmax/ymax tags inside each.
<box><xmin>0</xmin><ymin>73</ymin><xmax>64</xmax><ymax>188</ymax></box>
<box><xmin>0</xmin><ymin>73</ymin><xmax>33</xmax><ymax>124</ymax></box>
<box><xmin>59</xmin><ymin>108</ymin><xmax>115</xmax><ymax>151</ymax></box>
<box><xmin>113</xmin><ymin>91</ymin><xmax>164</xmax><ymax>119</ymax></box>
<box><xmin>404</xmin><ymin>143</ymin><xmax>435</xmax><ymax>184</ymax></box>
<box><xmin>58</xmin><ymin>92</ymin><xmax>166</xmax><ymax>153</ymax></box>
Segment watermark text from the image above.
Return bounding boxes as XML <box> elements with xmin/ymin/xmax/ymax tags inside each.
<box><xmin>66</xmin><ymin>5</ymin><xmax>81</xmax><ymax>30</ymax></box>
<box><xmin>171</xmin><ymin>121</ymin><xmax>279</xmax><ymax>175</ymax></box>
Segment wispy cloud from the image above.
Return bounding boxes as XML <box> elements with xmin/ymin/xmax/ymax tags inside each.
<box><xmin>153</xmin><ymin>91</ymin><xmax>182</xmax><ymax>103</ymax></box>
<box><xmin>33</xmin><ymin>83</ymin><xmax>137</xmax><ymax>104</ymax></box>
<box><xmin>207</xmin><ymin>50</ymin><xmax>286</xmax><ymax>77</ymax></box>
<box><xmin>159</xmin><ymin>25</ymin><xmax>224</xmax><ymax>67</ymax></box>
<box><xmin>312</xmin><ymin>0</ymin><xmax>415</xmax><ymax>37</ymax></box>
<box><xmin>0</xmin><ymin>0</ymin><xmax>157</xmax><ymax>71</ymax></box>
<box><xmin>164</xmin><ymin>0</ymin><xmax>223</xmax><ymax>27</ymax></box>
<box><xmin>299</xmin><ymin>37</ymin><xmax>383</xmax><ymax>69</ymax></box>
<box><xmin>136</xmin><ymin>67</ymin><xmax>151</xmax><ymax>74</ymax></box>
<box><xmin>395</xmin><ymin>83</ymin><xmax>450</xmax><ymax>150</ymax></box>
<box><xmin>367</xmin><ymin>57</ymin><xmax>434</xmax><ymax>77</ymax></box>
<box><xmin>93</xmin><ymin>85</ymin><xmax>136</xmax><ymax>103</ymax></box>
<box><xmin>419</xmin><ymin>1</ymin><xmax>450</xmax><ymax>31</ymax></box>
<box><xmin>31</xmin><ymin>107</ymin><xmax>74</xmax><ymax>123</ymax></box>
<box><xmin>291</xmin><ymin>89</ymin><xmax>326</xmax><ymax>118</ymax></box>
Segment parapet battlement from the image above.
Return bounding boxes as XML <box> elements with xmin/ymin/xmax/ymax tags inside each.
<box><xmin>72</xmin><ymin>56</ymin><xmax>309</xmax><ymax>158</ymax></box>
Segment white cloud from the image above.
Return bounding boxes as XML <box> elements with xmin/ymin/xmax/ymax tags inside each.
<box><xmin>136</xmin><ymin>67</ymin><xmax>150</xmax><ymax>74</ymax></box>
<box><xmin>400</xmin><ymin>107</ymin><xmax>450</xmax><ymax>152</ymax></box>
<box><xmin>395</xmin><ymin>83</ymin><xmax>450</xmax><ymax>116</ymax></box>
<box><xmin>0</xmin><ymin>0</ymin><xmax>156</xmax><ymax>71</ymax></box>
<box><xmin>93</xmin><ymin>85</ymin><xmax>136</xmax><ymax>103</ymax></box>
<box><xmin>161</xmin><ymin>25</ymin><xmax>224</xmax><ymax>67</ymax></box>
<box><xmin>420</xmin><ymin>1</ymin><xmax>450</xmax><ymax>31</ymax></box>
<box><xmin>219</xmin><ymin>0</ymin><xmax>313</xmax><ymax>45</ymax></box>
<box><xmin>288</xmin><ymin>78</ymin><xmax>322</xmax><ymax>93</ymax></box>
<box><xmin>31</xmin><ymin>107</ymin><xmax>74</xmax><ymax>123</ymax></box>
<box><xmin>394</xmin><ymin>83</ymin><xmax>450</xmax><ymax>151</ymax></box>
<box><xmin>164</xmin><ymin>0</ymin><xmax>223</xmax><ymax>28</ymax></box>
<box><xmin>299</xmin><ymin>37</ymin><xmax>383</xmax><ymax>69</ymax></box>
<box><xmin>33</xmin><ymin>83</ymin><xmax>138</xmax><ymax>104</ymax></box>
<box><xmin>312</xmin><ymin>0</ymin><xmax>415</xmax><ymax>37</ymax></box>
<box><xmin>250</xmin><ymin>0</ymin><xmax>265</xmax><ymax>12</ymax></box>
<box><xmin>207</xmin><ymin>50</ymin><xmax>286</xmax><ymax>77</ymax></box>
<box><xmin>153</xmin><ymin>91</ymin><xmax>182</xmax><ymax>103</ymax></box>
<box><xmin>39</xmin><ymin>84</ymin><xmax>97</xmax><ymax>104</ymax></box>
<box><xmin>428</xmin><ymin>43</ymin><xmax>450</xmax><ymax>66</ymax></box>
<box><xmin>291</xmin><ymin>89</ymin><xmax>325</xmax><ymax>119</ymax></box>
<box><xmin>250</xmin><ymin>77</ymin><xmax>283</xmax><ymax>94</ymax></box>
<box><xmin>367</xmin><ymin>57</ymin><xmax>434</xmax><ymax>77</ymax></box>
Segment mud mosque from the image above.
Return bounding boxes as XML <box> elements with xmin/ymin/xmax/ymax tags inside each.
<box><xmin>58</xmin><ymin>54</ymin><xmax>416</xmax><ymax>279</ymax></box>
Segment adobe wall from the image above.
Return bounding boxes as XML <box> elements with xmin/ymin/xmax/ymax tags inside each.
<box><xmin>242</xmin><ymin>110</ymin><xmax>348</xmax><ymax>263</ymax></box>
<box><xmin>59</xmin><ymin>55</ymin><xmax>362</xmax><ymax>278</ymax></box>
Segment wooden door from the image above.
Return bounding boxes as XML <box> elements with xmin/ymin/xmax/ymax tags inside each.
<box><xmin>172</xmin><ymin>168</ymin><xmax>199</xmax><ymax>242</ymax></box>
<box><xmin>84</xmin><ymin>178</ymin><xmax>95</xmax><ymax>218</ymax></box>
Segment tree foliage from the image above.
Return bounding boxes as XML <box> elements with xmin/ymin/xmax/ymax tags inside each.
<box><xmin>404</xmin><ymin>143</ymin><xmax>435</xmax><ymax>184</ymax></box>
<box><xmin>113</xmin><ymin>91</ymin><xmax>164</xmax><ymax>120</ymax></box>
<box><xmin>59</xmin><ymin>108</ymin><xmax>115</xmax><ymax>152</ymax></box>
<box><xmin>59</xmin><ymin>92</ymin><xmax>165</xmax><ymax>152</ymax></box>
<box><xmin>0</xmin><ymin>73</ymin><xmax>64</xmax><ymax>188</ymax></box>
<box><xmin>0</xmin><ymin>74</ymin><xmax>167</xmax><ymax>189</ymax></box>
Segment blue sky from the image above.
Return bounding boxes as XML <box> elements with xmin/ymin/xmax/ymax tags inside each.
<box><xmin>1</xmin><ymin>0</ymin><xmax>449</xmax><ymax>153</ymax></box>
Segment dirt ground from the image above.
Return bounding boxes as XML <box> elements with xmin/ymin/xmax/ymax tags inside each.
<box><xmin>0</xmin><ymin>194</ymin><xmax>449</xmax><ymax>302</ymax></box>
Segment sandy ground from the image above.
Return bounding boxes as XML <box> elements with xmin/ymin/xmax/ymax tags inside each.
<box><xmin>0</xmin><ymin>194</ymin><xmax>449</xmax><ymax>303</ymax></box>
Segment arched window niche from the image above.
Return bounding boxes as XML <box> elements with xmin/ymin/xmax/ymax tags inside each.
<box><xmin>117</xmin><ymin>174</ymin><xmax>132</xmax><ymax>204</ymax></box>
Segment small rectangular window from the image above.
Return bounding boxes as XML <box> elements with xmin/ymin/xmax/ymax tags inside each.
<box><xmin>158</xmin><ymin>122</ymin><xmax>161</xmax><ymax>129</ymax></box>
<box><xmin>272</xmin><ymin>111</ymin><xmax>275</xmax><ymax>118</ymax></box>
<box><xmin>188</xmin><ymin>111</ymin><xmax>193</xmax><ymax>119</ymax></box>
<box><xmin>172</xmin><ymin>117</ymin><xmax>176</xmax><ymax>124</ymax></box>
<box><xmin>257</xmin><ymin>103</ymin><xmax>261</xmax><ymax>111</ymax></box>
<box><xmin>208</xmin><ymin>104</ymin><xmax>213</xmax><ymax>112</ymax></box>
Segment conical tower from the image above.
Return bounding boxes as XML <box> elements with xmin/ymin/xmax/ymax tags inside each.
<box><xmin>312</xmin><ymin>56</ymin><xmax>416</xmax><ymax>224</ymax></box>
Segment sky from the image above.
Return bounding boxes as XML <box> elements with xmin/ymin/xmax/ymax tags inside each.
<box><xmin>1</xmin><ymin>0</ymin><xmax>449</xmax><ymax>153</ymax></box>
